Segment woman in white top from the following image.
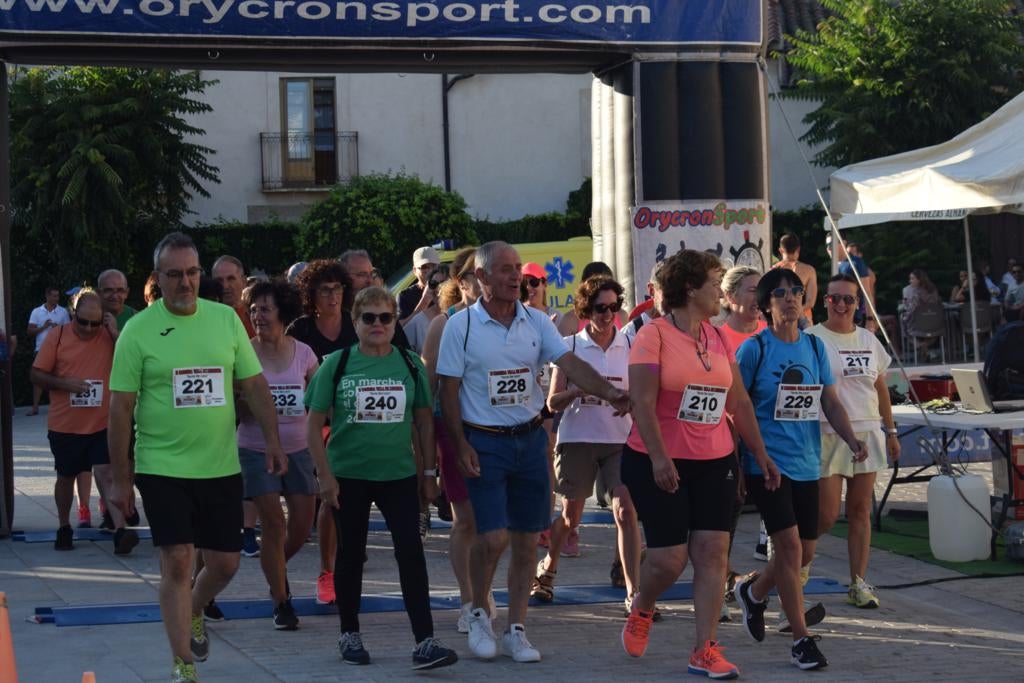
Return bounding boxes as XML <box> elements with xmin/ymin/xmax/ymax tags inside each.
<box><xmin>807</xmin><ymin>273</ymin><xmax>900</xmax><ymax>609</ymax></box>
<box><xmin>531</xmin><ymin>277</ymin><xmax>638</xmax><ymax>606</ymax></box>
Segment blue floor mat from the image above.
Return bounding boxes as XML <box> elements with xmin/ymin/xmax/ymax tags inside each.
<box><xmin>13</xmin><ymin>528</ymin><xmax>153</xmax><ymax>543</ymax></box>
<box><xmin>34</xmin><ymin>578</ymin><xmax>846</xmax><ymax>627</ymax></box>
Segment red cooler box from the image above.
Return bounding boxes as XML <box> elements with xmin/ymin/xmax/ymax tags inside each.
<box><xmin>908</xmin><ymin>378</ymin><xmax>956</xmax><ymax>403</ymax></box>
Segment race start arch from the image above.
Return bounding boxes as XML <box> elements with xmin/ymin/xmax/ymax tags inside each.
<box><xmin>0</xmin><ymin>0</ymin><xmax>771</xmax><ymax>533</ymax></box>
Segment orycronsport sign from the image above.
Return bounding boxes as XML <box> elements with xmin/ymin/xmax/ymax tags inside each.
<box><xmin>0</xmin><ymin>0</ymin><xmax>761</xmax><ymax>45</ymax></box>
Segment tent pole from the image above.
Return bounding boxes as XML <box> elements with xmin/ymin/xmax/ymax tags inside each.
<box><xmin>963</xmin><ymin>217</ymin><xmax>980</xmax><ymax>363</ymax></box>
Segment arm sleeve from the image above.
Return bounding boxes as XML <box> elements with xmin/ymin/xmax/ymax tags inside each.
<box><xmin>535</xmin><ymin>310</ymin><xmax>570</xmax><ymax>364</ymax></box>
<box><xmin>231</xmin><ymin>312</ymin><xmax>263</xmax><ymax>381</ymax></box>
<box><xmin>436</xmin><ymin>312</ymin><xmax>468</xmax><ymax>378</ymax></box>
<box><xmin>304</xmin><ymin>353</ymin><xmax>339</xmax><ymax>413</ymax></box>
<box><xmin>628</xmin><ymin>322</ymin><xmax>662</xmax><ymax>366</ymax></box>
<box><xmin>735</xmin><ymin>337</ymin><xmax>758</xmax><ymax>390</ymax></box>
<box><xmin>412</xmin><ymin>355</ymin><xmax>431</xmax><ymax>409</ymax></box>
<box><xmin>32</xmin><ymin>327</ymin><xmax>59</xmax><ymax>372</ymax></box>
<box><xmin>109</xmin><ymin>328</ymin><xmax>143</xmax><ymax>392</ymax></box>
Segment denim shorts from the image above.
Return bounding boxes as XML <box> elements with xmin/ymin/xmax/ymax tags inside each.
<box><xmin>464</xmin><ymin>424</ymin><xmax>550</xmax><ymax>534</ymax></box>
<box><xmin>239</xmin><ymin>447</ymin><xmax>318</xmax><ymax>498</ymax></box>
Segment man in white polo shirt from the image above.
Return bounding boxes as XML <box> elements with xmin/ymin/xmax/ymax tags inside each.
<box><xmin>437</xmin><ymin>241</ymin><xmax>629</xmax><ymax>663</ymax></box>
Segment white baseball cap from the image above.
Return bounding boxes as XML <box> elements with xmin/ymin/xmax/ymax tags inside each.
<box><xmin>413</xmin><ymin>246</ymin><xmax>441</xmax><ymax>267</ymax></box>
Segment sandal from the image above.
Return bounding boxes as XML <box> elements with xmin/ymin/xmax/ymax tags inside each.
<box><xmin>530</xmin><ymin>560</ymin><xmax>556</xmax><ymax>602</ymax></box>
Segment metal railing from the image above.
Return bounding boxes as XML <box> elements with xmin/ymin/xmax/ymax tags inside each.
<box><xmin>259</xmin><ymin>131</ymin><xmax>358</xmax><ymax>191</ymax></box>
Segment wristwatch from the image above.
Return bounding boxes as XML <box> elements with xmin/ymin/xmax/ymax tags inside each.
<box><xmin>884</xmin><ymin>428</ymin><xmax>898</xmax><ymax>437</ymax></box>
<box><xmin>422</xmin><ymin>468</ymin><xmax>438</xmax><ymax>477</ymax></box>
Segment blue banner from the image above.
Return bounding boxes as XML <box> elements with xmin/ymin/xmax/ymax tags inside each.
<box><xmin>0</xmin><ymin>0</ymin><xmax>761</xmax><ymax>46</ymax></box>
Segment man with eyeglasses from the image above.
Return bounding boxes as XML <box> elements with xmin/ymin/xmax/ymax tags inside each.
<box><xmin>213</xmin><ymin>255</ymin><xmax>257</xmax><ymax>339</ymax></box>
<box><xmin>1003</xmin><ymin>265</ymin><xmax>1024</xmax><ymax>322</ymax></box>
<box><xmin>97</xmin><ymin>269</ymin><xmax>136</xmax><ymax>339</ymax></box>
<box><xmin>340</xmin><ymin>248</ymin><xmax>413</xmax><ymax>350</ymax></box>
<box><xmin>107</xmin><ymin>231</ymin><xmax>288</xmax><ymax>683</ymax></box>
<box><xmin>31</xmin><ymin>289</ymin><xmax>140</xmax><ymax>555</ymax></box>
<box><xmin>399</xmin><ymin>246</ymin><xmax>441</xmax><ymax>325</ymax></box>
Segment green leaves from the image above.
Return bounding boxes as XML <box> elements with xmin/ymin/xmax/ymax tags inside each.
<box><xmin>781</xmin><ymin>0</ymin><xmax>1024</xmax><ymax>168</ymax></box>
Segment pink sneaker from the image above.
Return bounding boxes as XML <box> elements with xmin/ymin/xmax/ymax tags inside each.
<box><xmin>562</xmin><ymin>527</ymin><xmax>580</xmax><ymax>558</ymax></box>
<box><xmin>537</xmin><ymin>530</ymin><xmax>550</xmax><ymax>548</ymax></box>
<box><xmin>77</xmin><ymin>505</ymin><xmax>92</xmax><ymax>529</ymax></box>
<box><xmin>316</xmin><ymin>571</ymin><xmax>336</xmax><ymax>605</ymax></box>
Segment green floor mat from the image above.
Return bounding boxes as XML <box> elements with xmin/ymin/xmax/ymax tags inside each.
<box><xmin>829</xmin><ymin>515</ymin><xmax>1023</xmax><ymax>576</ymax></box>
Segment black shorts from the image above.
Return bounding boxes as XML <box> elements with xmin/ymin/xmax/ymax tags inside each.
<box><xmin>135</xmin><ymin>473</ymin><xmax>244</xmax><ymax>551</ymax></box>
<box><xmin>746</xmin><ymin>474</ymin><xmax>819</xmax><ymax>540</ymax></box>
<box><xmin>621</xmin><ymin>445</ymin><xmax>737</xmax><ymax>548</ymax></box>
<box><xmin>48</xmin><ymin>430</ymin><xmax>109</xmax><ymax>477</ymax></box>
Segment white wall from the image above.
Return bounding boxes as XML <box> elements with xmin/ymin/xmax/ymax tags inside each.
<box><xmin>768</xmin><ymin>96</ymin><xmax>834</xmax><ymax>211</ymax></box>
<box><xmin>185</xmin><ymin>71</ymin><xmax>591</xmax><ymax>225</ymax></box>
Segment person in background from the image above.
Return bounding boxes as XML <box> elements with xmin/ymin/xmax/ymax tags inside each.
<box><xmin>562</xmin><ymin>261</ymin><xmax>628</xmax><ymax>331</ymax></box>
<box><xmin>949</xmin><ymin>270</ymin><xmax>970</xmax><ymax>303</ymax></box>
<box><xmin>1001</xmin><ymin>258</ymin><xmax>1018</xmax><ymax>291</ymax></box>
<box><xmin>899</xmin><ymin>269</ymin><xmax>940</xmax><ymax>327</ymax></box>
<box><xmin>212</xmin><ymin>255</ymin><xmax>256</xmax><ymax>338</ymax></box>
<box><xmin>399</xmin><ymin>246</ymin><xmax>442</xmax><ymax>324</ymax></box>
<box><xmin>1003</xmin><ymin>265</ymin><xmax>1024</xmax><ymax>322</ymax></box>
<box><xmin>808</xmin><ymin>273</ymin><xmax>899</xmax><ymax>610</ymax></box>
<box><xmin>771</xmin><ymin>234</ymin><xmax>818</xmax><ymax>326</ymax></box>
<box><xmin>370</xmin><ymin>268</ymin><xmax>386</xmax><ymax>289</ymax></box>
<box><xmin>404</xmin><ymin>269</ymin><xmax>450</xmax><ymax>354</ymax></box>
<box><xmin>27</xmin><ymin>286</ymin><xmax>71</xmax><ymax>416</ymax></box>
<box><xmin>144</xmin><ymin>272</ymin><xmax>161</xmax><ymax>306</ymax></box>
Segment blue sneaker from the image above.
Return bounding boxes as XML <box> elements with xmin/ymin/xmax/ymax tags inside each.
<box><xmin>241</xmin><ymin>528</ymin><xmax>260</xmax><ymax>558</ymax></box>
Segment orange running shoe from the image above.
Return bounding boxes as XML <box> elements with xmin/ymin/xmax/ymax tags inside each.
<box><xmin>316</xmin><ymin>571</ymin><xmax>336</xmax><ymax>605</ymax></box>
<box><xmin>621</xmin><ymin>608</ymin><xmax>653</xmax><ymax>657</ymax></box>
<box><xmin>687</xmin><ymin>640</ymin><xmax>739</xmax><ymax>680</ymax></box>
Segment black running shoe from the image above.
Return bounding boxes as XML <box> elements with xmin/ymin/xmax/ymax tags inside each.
<box><xmin>273</xmin><ymin>599</ymin><xmax>299</xmax><ymax>631</ymax></box>
<box><xmin>203</xmin><ymin>599</ymin><xmax>225</xmax><ymax>622</ymax></box>
<box><xmin>338</xmin><ymin>632</ymin><xmax>370</xmax><ymax>665</ymax></box>
<box><xmin>791</xmin><ymin>635</ymin><xmax>828</xmax><ymax>670</ymax></box>
<box><xmin>126</xmin><ymin>509</ymin><xmax>141</xmax><ymax>527</ymax></box>
<box><xmin>736</xmin><ymin>575</ymin><xmax>767</xmax><ymax>642</ymax></box>
<box><xmin>99</xmin><ymin>511</ymin><xmax>115</xmax><ymax>532</ymax></box>
<box><xmin>779</xmin><ymin>601</ymin><xmax>826</xmax><ymax>633</ymax></box>
<box><xmin>113</xmin><ymin>528</ymin><xmax>140</xmax><ymax>555</ymax></box>
<box><xmin>412</xmin><ymin>636</ymin><xmax>458</xmax><ymax>670</ymax></box>
<box><xmin>54</xmin><ymin>525</ymin><xmax>74</xmax><ymax>551</ymax></box>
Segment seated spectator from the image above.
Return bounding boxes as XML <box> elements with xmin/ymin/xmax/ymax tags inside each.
<box><xmin>1001</xmin><ymin>259</ymin><xmax>1019</xmax><ymax>291</ymax></box>
<box><xmin>949</xmin><ymin>271</ymin><xmax>970</xmax><ymax>303</ymax></box>
<box><xmin>1004</xmin><ymin>265</ymin><xmax>1024</xmax><ymax>322</ymax></box>
<box><xmin>900</xmin><ymin>270</ymin><xmax>940</xmax><ymax>325</ymax></box>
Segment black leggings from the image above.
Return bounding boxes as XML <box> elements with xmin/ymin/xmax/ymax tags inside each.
<box><xmin>332</xmin><ymin>475</ymin><xmax>433</xmax><ymax>642</ymax></box>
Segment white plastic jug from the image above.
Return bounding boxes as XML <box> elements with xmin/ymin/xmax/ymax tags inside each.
<box><xmin>927</xmin><ymin>474</ymin><xmax>992</xmax><ymax>562</ymax></box>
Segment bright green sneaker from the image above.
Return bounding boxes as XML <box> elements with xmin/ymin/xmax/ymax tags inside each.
<box><xmin>847</xmin><ymin>576</ymin><xmax>880</xmax><ymax>608</ymax></box>
<box><xmin>190</xmin><ymin>613</ymin><xmax>210</xmax><ymax>662</ymax></box>
<box><xmin>171</xmin><ymin>656</ymin><xmax>199</xmax><ymax>682</ymax></box>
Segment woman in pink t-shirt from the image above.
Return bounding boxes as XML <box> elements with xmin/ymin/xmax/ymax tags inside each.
<box><xmin>620</xmin><ymin>250</ymin><xmax>779</xmax><ymax>679</ymax></box>
<box><xmin>237</xmin><ymin>280</ymin><xmax>319</xmax><ymax>630</ymax></box>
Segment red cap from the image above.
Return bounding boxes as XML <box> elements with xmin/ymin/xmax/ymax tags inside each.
<box><xmin>522</xmin><ymin>262</ymin><xmax>547</xmax><ymax>280</ymax></box>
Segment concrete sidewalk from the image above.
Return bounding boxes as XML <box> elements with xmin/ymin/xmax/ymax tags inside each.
<box><xmin>2</xmin><ymin>408</ymin><xmax>1022</xmax><ymax>682</ymax></box>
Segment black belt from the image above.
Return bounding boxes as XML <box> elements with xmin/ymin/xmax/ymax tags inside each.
<box><xmin>463</xmin><ymin>414</ymin><xmax>544</xmax><ymax>437</ymax></box>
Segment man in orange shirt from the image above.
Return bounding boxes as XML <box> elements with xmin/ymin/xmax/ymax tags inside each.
<box><xmin>213</xmin><ymin>255</ymin><xmax>256</xmax><ymax>339</ymax></box>
<box><xmin>31</xmin><ymin>289</ymin><xmax>140</xmax><ymax>555</ymax></box>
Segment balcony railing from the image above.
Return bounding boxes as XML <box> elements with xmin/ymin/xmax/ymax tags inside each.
<box><xmin>259</xmin><ymin>131</ymin><xmax>358</xmax><ymax>191</ymax></box>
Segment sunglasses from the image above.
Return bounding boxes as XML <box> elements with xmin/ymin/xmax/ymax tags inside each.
<box><xmin>771</xmin><ymin>286</ymin><xmax>805</xmax><ymax>299</ymax></box>
<box><xmin>75</xmin><ymin>316</ymin><xmax>103</xmax><ymax>328</ymax></box>
<box><xmin>593</xmin><ymin>300</ymin><xmax>623</xmax><ymax>315</ymax></box>
<box><xmin>824</xmin><ymin>294</ymin><xmax>857</xmax><ymax>306</ymax></box>
<box><xmin>525</xmin><ymin>277</ymin><xmax>545</xmax><ymax>288</ymax></box>
<box><xmin>360</xmin><ymin>312</ymin><xmax>395</xmax><ymax>325</ymax></box>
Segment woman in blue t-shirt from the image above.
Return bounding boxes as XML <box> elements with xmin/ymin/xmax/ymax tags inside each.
<box><xmin>733</xmin><ymin>268</ymin><xmax>866</xmax><ymax>672</ymax></box>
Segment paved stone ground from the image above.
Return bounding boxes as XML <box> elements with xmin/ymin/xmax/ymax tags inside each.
<box><xmin>3</xmin><ymin>408</ymin><xmax>1023</xmax><ymax>682</ymax></box>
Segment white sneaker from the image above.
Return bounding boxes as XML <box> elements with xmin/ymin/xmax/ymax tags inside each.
<box><xmin>501</xmin><ymin>623</ymin><xmax>541</xmax><ymax>663</ymax></box>
<box><xmin>457</xmin><ymin>602</ymin><xmax>473</xmax><ymax>634</ymax></box>
<box><xmin>467</xmin><ymin>607</ymin><xmax>497</xmax><ymax>659</ymax></box>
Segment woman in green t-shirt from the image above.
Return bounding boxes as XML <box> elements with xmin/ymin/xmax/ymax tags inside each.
<box><xmin>305</xmin><ymin>287</ymin><xmax>457</xmax><ymax>671</ymax></box>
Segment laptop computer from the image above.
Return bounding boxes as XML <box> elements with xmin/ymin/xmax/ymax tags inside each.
<box><xmin>951</xmin><ymin>368</ymin><xmax>1024</xmax><ymax>413</ymax></box>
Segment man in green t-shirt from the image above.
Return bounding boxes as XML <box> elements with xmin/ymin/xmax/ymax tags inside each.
<box><xmin>107</xmin><ymin>232</ymin><xmax>287</xmax><ymax>682</ymax></box>
<box><xmin>98</xmin><ymin>269</ymin><xmax>137</xmax><ymax>339</ymax></box>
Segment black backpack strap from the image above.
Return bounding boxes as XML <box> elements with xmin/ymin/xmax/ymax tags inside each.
<box><xmin>397</xmin><ymin>346</ymin><xmax>421</xmax><ymax>391</ymax></box>
<box><xmin>463</xmin><ymin>309</ymin><xmax>471</xmax><ymax>351</ymax></box>
<box><xmin>632</xmin><ymin>316</ymin><xmax>644</xmax><ymax>333</ymax></box>
<box><xmin>330</xmin><ymin>345</ymin><xmax>353</xmax><ymax>408</ymax></box>
<box><xmin>748</xmin><ymin>331</ymin><xmax>766</xmax><ymax>397</ymax></box>
<box><xmin>806</xmin><ymin>333</ymin><xmax>823</xmax><ymax>379</ymax></box>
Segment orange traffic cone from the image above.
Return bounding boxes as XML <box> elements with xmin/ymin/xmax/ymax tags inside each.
<box><xmin>0</xmin><ymin>592</ymin><xmax>18</xmax><ymax>682</ymax></box>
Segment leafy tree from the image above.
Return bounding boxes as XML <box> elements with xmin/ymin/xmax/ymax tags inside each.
<box><xmin>297</xmin><ymin>172</ymin><xmax>477</xmax><ymax>277</ymax></box>
<box><xmin>10</xmin><ymin>67</ymin><xmax>219</xmax><ymax>281</ymax></box>
<box><xmin>782</xmin><ymin>0</ymin><xmax>1024</xmax><ymax>168</ymax></box>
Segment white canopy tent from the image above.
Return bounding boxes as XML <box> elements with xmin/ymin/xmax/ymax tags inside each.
<box><xmin>829</xmin><ymin>89</ymin><xmax>1024</xmax><ymax>361</ymax></box>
